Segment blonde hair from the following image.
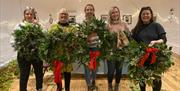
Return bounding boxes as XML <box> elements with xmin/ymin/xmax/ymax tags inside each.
<box><xmin>58</xmin><ymin>8</ymin><xmax>69</xmax><ymax>21</ymax></box>
<box><xmin>108</xmin><ymin>6</ymin><xmax>121</xmax><ymax>24</ymax></box>
<box><xmin>23</xmin><ymin>6</ymin><xmax>37</xmax><ymax>21</ymax></box>
<box><xmin>59</xmin><ymin>8</ymin><xmax>68</xmax><ymax>14</ymax></box>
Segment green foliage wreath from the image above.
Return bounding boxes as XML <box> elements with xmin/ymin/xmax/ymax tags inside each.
<box><xmin>77</xmin><ymin>17</ymin><xmax>118</xmax><ymax>64</ymax></box>
<box><xmin>127</xmin><ymin>40</ymin><xmax>174</xmax><ymax>86</ymax></box>
<box><xmin>12</xmin><ymin>22</ymin><xmax>48</xmax><ymax>61</ymax></box>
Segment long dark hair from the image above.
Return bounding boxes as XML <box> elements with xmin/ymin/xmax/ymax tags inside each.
<box><xmin>132</xmin><ymin>6</ymin><xmax>154</xmax><ymax>34</ymax></box>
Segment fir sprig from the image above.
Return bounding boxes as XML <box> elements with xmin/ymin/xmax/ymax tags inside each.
<box><xmin>77</xmin><ymin>18</ymin><xmax>118</xmax><ymax>64</ymax></box>
<box><xmin>12</xmin><ymin>23</ymin><xmax>48</xmax><ymax>61</ymax></box>
<box><xmin>47</xmin><ymin>25</ymin><xmax>79</xmax><ymax>65</ymax></box>
<box><xmin>127</xmin><ymin>42</ymin><xmax>174</xmax><ymax>86</ymax></box>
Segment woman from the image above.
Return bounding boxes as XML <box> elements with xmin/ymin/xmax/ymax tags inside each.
<box><xmin>106</xmin><ymin>6</ymin><xmax>130</xmax><ymax>91</ymax></box>
<box><xmin>12</xmin><ymin>7</ymin><xmax>43</xmax><ymax>91</ymax></box>
<box><xmin>83</xmin><ymin>4</ymin><xmax>100</xmax><ymax>91</ymax></box>
<box><xmin>48</xmin><ymin>8</ymin><xmax>75</xmax><ymax>91</ymax></box>
<box><xmin>131</xmin><ymin>6</ymin><xmax>167</xmax><ymax>91</ymax></box>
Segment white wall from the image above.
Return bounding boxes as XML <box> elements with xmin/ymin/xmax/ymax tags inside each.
<box><xmin>0</xmin><ymin>0</ymin><xmax>180</xmax><ymax>66</ymax></box>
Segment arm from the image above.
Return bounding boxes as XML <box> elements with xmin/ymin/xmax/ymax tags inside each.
<box><xmin>10</xmin><ymin>23</ymin><xmax>25</xmax><ymax>45</ymax></box>
<box><xmin>149</xmin><ymin>23</ymin><xmax>167</xmax><ymax>46</ymax></box>
<box><xmin>148</xmin><ymin>39</ymin><xmax>164</xmax><ymax>47</ymax></box>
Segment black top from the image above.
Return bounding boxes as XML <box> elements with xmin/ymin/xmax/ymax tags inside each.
<box><xmin>58</xmin><ymin>21</ymin><xmax>69</xmax><ymax>27</ymax></box>
<box><xmin>132</xmin><ymin>22</ymin><xmax>167</xmax><ymax>44</ymax></box>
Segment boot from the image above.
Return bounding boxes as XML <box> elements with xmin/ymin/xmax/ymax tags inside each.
<box><xmin>114</xmin><ymin>83</ymin><xmax>119</xmax><ymax>91</ymax></box>
<box><xmin>65</xmin><ymin>87</ymin><xmax>70</xmax><ymax>91</ymax></box>
<box><xmin>88</xmin><ymin>85</ymin><xmax>93</xmax><ymax>91</ymax></box>
<box><xmin>37</xmin><ymin>88</ymin><xmax>42</xmax><ymax>91</ymax></box>
<box><xmin>56</xmin><ymin>83</ymin><xmax>62</xmax><ymax>91</ymax></box>
<box><xmin>108</xmin><ymin>83</ymin><xmax>113</xmax><ymax>91</ymax></box>
<box><xmin>92</xmin><ymin>80</ymin><xmax>96</xmax><ymax>90</ymax></box>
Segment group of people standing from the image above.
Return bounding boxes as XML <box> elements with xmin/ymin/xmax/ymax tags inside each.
<box><xmin>13</xmin><ymin>3</ymin><xmax>167</xmax><ymax>91</ymax></box>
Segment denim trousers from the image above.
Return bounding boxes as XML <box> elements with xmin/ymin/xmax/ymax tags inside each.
<box><xmin>83</xmin><ymin>64</ymin><xmax>97</xmax><ymax>86</ymax></box>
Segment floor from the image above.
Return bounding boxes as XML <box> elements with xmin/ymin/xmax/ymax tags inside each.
<box><xmin>9</xmin><ymin>55</ymin><xmax>180</xmax><ymax>91</ymax></box>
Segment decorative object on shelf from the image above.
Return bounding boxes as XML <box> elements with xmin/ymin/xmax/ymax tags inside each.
<box><xmin>49</xmin><ymin>14</ymin><xmax>53</xmax><ymax>24</ymax></box>
<box><xmin>69</xmin><ymin>15</ymin><xmax>76</xmax><ymax>24</ymax></box>
<box><xmin>122</xmin><ymin>15</ymin><xmax>132</xmax><ymax>24</ymax></box>
<box><xmin>168</xmin><ymin>8</ymin><xmax>179</xmax><ymax>24</ymax></box>
<box><xmin>101</xmin><ymin>14</ymin><xmax>108</xmax><ymax>23</ymax></box>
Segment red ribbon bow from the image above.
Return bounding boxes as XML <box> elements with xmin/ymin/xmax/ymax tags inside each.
<box><xmin>139</xmin><ymin>48</ymin><xmax>158</xmax><ymax>67</ymax></box>
<box><xmin>53</xmin><ymin>60</ymin><xmax>64</xmax><ymax>85</ymax></box>
<box><xmin>89</xmin><ymin>50</ymin><xmax>100</xmax><ymax>70</ymax></box>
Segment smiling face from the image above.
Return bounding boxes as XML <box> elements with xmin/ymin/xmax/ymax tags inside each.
<box><xmin>24</xmin><ymin>10</ymin><xmax>34</xmax><ymax>23</ymax></box>
<box><xmin>141</xmin><ymin>10</ymin><xmax>152</xmax><ymax>24</ymax></box>
<box><xmin>59</xmin><ymin>8</ymin><xmax>69</xmax><ymax>23</ymax></box>
<box><xmin>110</xmin><ymin>7</ymin><xmax>120</xmax><ymax>21</ymax></box>
<box><xmin>84</xmin><ymin>4</ymin><xmax>95</xmax><ymax>20</ymax></box>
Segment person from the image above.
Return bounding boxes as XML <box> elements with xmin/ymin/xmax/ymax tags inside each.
<box><xmin>12</xmin><ymin>7</ymin><xmax>43</xmax><ymax>91</ymax></box>
<box><xmin>83</xmin><ymin>4</ymin><xmax>101</xmax><ymax>91</ymax></box>
<box><xmin>106</xmin><ymin>6</ymin><xmax>130</xmax><ymax>91</ymax></box>
<box><xmin>131</xmin><ymin>6</ymin><xmax>167</xmax><ymax>91</ymax></box>
<box><xmin>48</xmin><ymin>8</ymin><xmax>75</xmax><ymax>91</ymax></box>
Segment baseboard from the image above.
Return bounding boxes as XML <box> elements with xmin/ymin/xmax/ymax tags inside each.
<box><xmin>66</xmin><ymin>73</ymin><xmax>128</xmax><ymax>80</ymax></box>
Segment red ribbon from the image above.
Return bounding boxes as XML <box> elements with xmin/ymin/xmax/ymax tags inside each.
<box><xmin>139</xmin><ymin>48</ymin><xmax>158</xmax><ymax>67</ymax></box>
<box><xmin>88</xmin><ymin>50</ymin><xmax>100</xmax><ymax>70</ymax></box>
<box><xmin>53</xmin><ymin>60</ymin><xmax>64</xmax><ymax>85</ymax></box>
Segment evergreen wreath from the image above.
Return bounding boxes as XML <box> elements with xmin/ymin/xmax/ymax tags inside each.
<box><xmin>12</xmin><ymin>22</ymin><xmax>48</xmax><ymax>61</ymax></box>
<box><xmin>127</xmin><ymin>40</ymin><xmax>174</xmax><ymax>86</ymax></box>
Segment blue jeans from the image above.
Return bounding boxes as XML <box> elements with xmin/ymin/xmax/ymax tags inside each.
<box><xmin>84</xmin><ymin>64</ymin><xmax>97</xmax><ymax>86</ymax></box>
<box><xmin>107</xmin><ymin>60</ymin><xmax>122</xmax><ymax>84</ymax></box>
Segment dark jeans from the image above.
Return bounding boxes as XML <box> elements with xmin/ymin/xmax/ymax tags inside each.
<box><xmin>107</xmin><ymin>61</ymin><xmax>122</xmax><ymax>84</ymax></box>
<box><xmin>17</xmin><ymin>53</ymin><xmax>43</xmax><ymax>91</ymax></box>
<box><xmin>139</xmin><ymin>79</ymin><xmax>162</xmax><ymax>91</ymax></box>
<box><xmin>57</xmin><ymin>72</ymin><xmax>71</xmax><ymax>91</ymax></box>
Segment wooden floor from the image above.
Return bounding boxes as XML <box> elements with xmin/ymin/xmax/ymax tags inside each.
<box><xmin>9</xmin><ymin>54</ymin><xmax>180</xmax><ymax>91</ymax></box>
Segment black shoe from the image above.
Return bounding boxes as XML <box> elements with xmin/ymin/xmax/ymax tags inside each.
<box><xmin>114</xmin><ymin>83</ymin><xmax>119</xmax><ymax>91</ymax></box>
<box><xmin>37</xmin><ymin>88</ymin><xmax>42</xmax><ymax>91</ymax></box>
<box><xmin>92</xmin><ymin>80</ymin><xmax>95</xmax><ymax>86</ymax></box>
<box><xmin>88</xmin><ymin>85</ymin><xmax>93</xmax><ymax>91</ymax></box>
<box><xmin>108</xmin><ymin>84</ymin><xmax>113</xmax><ymax>91</ymax></box>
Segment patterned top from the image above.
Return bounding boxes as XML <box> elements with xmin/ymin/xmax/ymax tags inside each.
<box><xmin>87</xmin><ymin>32</ymin><xmax>101</xmax><ymax>48</ymax></box>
